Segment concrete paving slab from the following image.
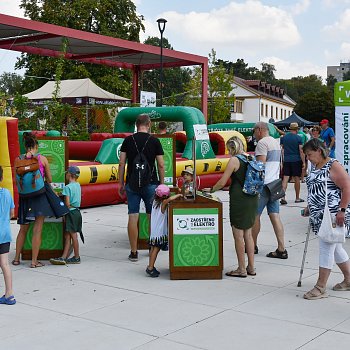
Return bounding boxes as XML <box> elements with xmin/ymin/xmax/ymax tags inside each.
<box><xmin>81</xmin><ymin>294</ymin><xmax>224</xmax><ymax>337</ymax></box>
<box><xmin>134</xmin><ymin>338</ymin><xmax>204</xmax><ymax>350</ymax></box>
<box><xmin>299</xmin><ymin>330</ymin><xmax>350</xmax><ymax>349</ymax></box>
<box><xmin>1</xmin><ymin>316</ymin><xmax>155</xmax><ymax>350</ymax></box>
<box><xmin>234</xmin><ymin>288</ymin><xmax>350</xmax><ymax>329</ymax></box>
<box><xmin>165</xmin><ymin>309</ymin><xmax>324</xmax><ymax>350</ymax></box>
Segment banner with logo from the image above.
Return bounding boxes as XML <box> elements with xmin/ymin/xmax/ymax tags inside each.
<box><xmin>335</xmin><ymin>81</ymin><xmax>350</xmax><ymax>173</ymax></box>
<box><xmin>172</xmin><ymin>208</ymin><xmax>219</xmax><ymax>267</ymax></box>
<box><xmin>140</xmin><ymin>91</ymin><xmax>156</xmax><ymax>107</ymax></box>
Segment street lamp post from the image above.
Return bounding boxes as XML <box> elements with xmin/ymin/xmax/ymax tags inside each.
<box><xmin>157</xmin><ymin>18</ymin><xmax>167</xmax><ymax>107</ymax></box>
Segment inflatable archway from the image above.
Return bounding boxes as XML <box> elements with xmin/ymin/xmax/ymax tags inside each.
<box><xmin>115</xmin><ymin>106</ymin><xmax>215</xmax><ymax>159</ymax></box>
<box><xmin>208</xmin><ymin>122</ymin><xmax>280</xmax><ymax>138</ymax></box>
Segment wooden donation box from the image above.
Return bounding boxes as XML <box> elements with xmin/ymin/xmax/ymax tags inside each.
<box><xmin>168</xmin><ymin>192</ymin><xmax>223</xmax><ymax>280</ymax></box>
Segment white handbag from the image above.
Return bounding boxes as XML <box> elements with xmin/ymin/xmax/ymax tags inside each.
<box><xmin>317</xmin><ymin>176</ymin><xmax>346</xmax><ymax>244</ymax></box>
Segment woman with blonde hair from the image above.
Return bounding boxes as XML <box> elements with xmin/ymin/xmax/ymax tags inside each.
<box><xmin>208</xmin><ymin>136</ymin><xmax>259</xmax><ymax>277</ymax></box>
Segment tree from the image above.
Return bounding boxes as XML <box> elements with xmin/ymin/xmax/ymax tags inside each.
<box><xmin>326</xmin><ymin>74</ymin><xmax>338</xmax><ymax>90</ymax></box>
<box><xmin>184</xmin><ymin>49</ymin><xmax>235</xmax><ymax>123</ymax></box>
<box><xmin>216</xmin><ymin>58</ymin><xmax>259</xmax><ymax>79</ymax></box>
<box><xmin>294</xmin><ymin>86</ymin><xmax>334</xmax><ymax>124</ymax></box>
<box><xmin>0</xmin><ymin>72</ymin><xmax>24</xmax><ymax>96</ymax></box>
<box><xmin>256</xmin><ymin>63</ymin><xmax>277</xmax><ymax>84</ymax></box>
<box><xmin>17</xmin><ymin>0</ymin><xmax>144</xmax><ymax>96</ymax></box>
<box><xmin>141</xmin><ymin>36</ymin><xmax>191</xmax><ymax>106</ymax></box>
<box><xmin>343</xmin><ymin>71</ymin><xmax>350</xmax><ymax>81</ymax></box>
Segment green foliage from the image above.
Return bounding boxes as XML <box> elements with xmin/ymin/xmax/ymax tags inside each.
<box><xmin>326</xmin><ymin>74</ymin><xmax>338</xmax><ymax>90</ymax></box>
<box><xmin>17</xmin><ymin>0</ymin><xmax>144</xmax><ymax>96</ymax></box>
<box><xmin>141</xmin><ymin>36</ymin><xmax>191</xmax><ymax>106</ymax></box>
<box><xmin>294</xmin><ymin>87</ymin><xmax>334</xmax><ymax>124</ymax></box>
<box><xmin>184</xmin><ymin>49</ymin><xmax>234</xmax><ymax>123</ymax></box>
<box><xmin>343</xmin><ymin>70</ymin><xmax>350</xmax><ymax>81</ymax></box>
<box><xmin>0</xmin><ymin>73</ymin><xmax>24</xmax><ymax>96</ymax></box>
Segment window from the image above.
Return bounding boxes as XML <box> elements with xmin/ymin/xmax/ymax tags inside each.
<box><xmin>271</xmin><ymin>106</ymin><xmax>273</xmax><ymax>118</ymax></box>
<box><xmin>235</xmin><ymin>100</ymin><xmax>243</xmax><ymax>113</ymax></box>
<box><xmin>284</xmin><ymin>110</ymin><xmax>286</xmax><ymax>118</ymax></box>
<box><xmin>261</xmin><ymin>103</ymin><xmax>264</xmax><ymax>116</ymax></box>
<box><xmin>289</xmin><ymin>110</ymin><xmax>291</xmax><ymax>116</ymax></box>
<box><xmin>281</xmin><ymin>108</ymin><xmax>283</xmax><ymax>119</ymax></box>
<box><xmin>265</xmin><ymin>104</ymin><xmax>268</xmax><ymax>117</ymax></box>
<box><xmin>276</xmin><ymin>107</ymin><xmax>278</xmax><ymax>120</ymax></box>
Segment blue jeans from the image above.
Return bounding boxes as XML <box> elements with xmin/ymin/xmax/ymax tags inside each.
<box><xmin>125</xmin><ymin>183</ymin><xmax>157</xmax><ymax>214</ymax></box>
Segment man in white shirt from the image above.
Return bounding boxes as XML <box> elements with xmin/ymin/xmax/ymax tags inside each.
<box><xmin>252</xmin><ymin>122</ymin><xmax>288</xmax><ymax>259</ymax></box>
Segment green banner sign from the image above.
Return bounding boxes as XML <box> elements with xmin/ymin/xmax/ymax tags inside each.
<box><xmin>38</xmin><ymin>139</ymin><xmax>66</xmax><ymax>193</ymax></box>
<box><xmin>24</xmin><ymin>221</ymin><xmax>63</xmax><ymax>250</ymax></box>
<box><xmin>159</xmin><ymin>137</ymin><xmax>174</xmax><ymax>186</ymax></box>
<box><xmin>172</xmin><ymin>207</ymin><xmax>219</xmax><ymax>267</ymax></box>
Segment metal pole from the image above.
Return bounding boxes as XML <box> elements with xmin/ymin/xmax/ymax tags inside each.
<box><xmin>157</xmin><ymin>18</ymin><xmax>167</xmax><ymax>107</ymax></box>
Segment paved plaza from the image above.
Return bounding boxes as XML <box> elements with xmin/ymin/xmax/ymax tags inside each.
<box><xmin>1</xmin><ymin>184</ymin><xmax>350</xmax><ymax>350</ymax></box>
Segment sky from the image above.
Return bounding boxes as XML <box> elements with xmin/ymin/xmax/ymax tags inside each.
<box><xmin>1</xmin><ymin>0</ymin><xmax>350</xmax><ymax>80</ymax></box>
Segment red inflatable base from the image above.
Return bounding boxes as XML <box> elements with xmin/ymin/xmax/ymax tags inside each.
<box><xmin>81</xmin><ymin>183</ymin><xmax>126</xmax><ymax>208</ymax></box>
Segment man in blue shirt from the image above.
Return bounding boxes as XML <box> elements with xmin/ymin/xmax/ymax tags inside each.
<box><xmin>320</xmin><ymin>119</ymin><xmax>335</xmax><ymax>158</ymax></box>
<box><xmin>280</xmin><ymin>122</ymin><xmax>305</xmax><ymax>204</ymax></box>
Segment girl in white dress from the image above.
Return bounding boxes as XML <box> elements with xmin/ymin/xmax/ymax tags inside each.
<box><xmin>146</xmin><ymin>185</ymin><xmax>182</xmax><ymax>277</ymax></box>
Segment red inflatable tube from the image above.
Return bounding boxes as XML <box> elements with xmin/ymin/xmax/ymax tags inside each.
<box><xmin>209</xmin><ymin>132</ymin><xmax>225</xmax><ymax>155</ymax></box>
<box><xmin>112</xmin><ymin>133</ymin><xmax>132</xmax><ymax>138</ymax></box>
<box><xmin>90</xmin><ymin>133</ymin><xmax>113</xmax><ymax>141</ymax></box>
<box><xmin>69</xmin><ymin>141</ymin><xmax>102</xmax><ymax>160</ymax></box>
<box><xmin>176</xmin><ymin>173</ymin><xmax>231</xmax><ymax>190</ymax></box>
<box><xmin>80</xmin><ymin>182</ymin><xmax>126</xmax><ymax>208</ymax></box>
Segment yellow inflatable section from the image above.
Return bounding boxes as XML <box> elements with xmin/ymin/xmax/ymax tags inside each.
<box><xmin>0</xmin><ymin>117</ymin><xmax>19</xmax><ymax>199</ymax></box>
<box><xmin>209</xmin><ymin>130</ymin><xmax>247</xmax><ymax>155</ymax></box>
<box><xmin>75</xmin><ymin>164</ymin><xmax>119</xmax><ymax>185</ymax></box>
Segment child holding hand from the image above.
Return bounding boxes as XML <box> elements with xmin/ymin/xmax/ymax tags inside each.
<box><xmin>0</xmin><ymin>166</ymin><xmax>16</xmax><ymax>305</ymax></box>
<box><xmin>146</xmin><ymin>185</ymin><xmax>182</xmax><ymax>277</ymax></box>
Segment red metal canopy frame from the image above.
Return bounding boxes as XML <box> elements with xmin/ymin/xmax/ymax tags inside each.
<box><xmin>0</xmin><ymin>13</ymin><xmax>208</xmax><ymax>118</ymax></box>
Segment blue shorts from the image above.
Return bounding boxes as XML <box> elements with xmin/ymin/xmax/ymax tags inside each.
<box><xmin>257</xmin><ymin>186</ymin><xmax>280</xmax><ymax>215</ymax></box>
<box><xmin>125</xmin><ymin>183</ymin><xmax>157</xmax><ymax>214</ymax></box>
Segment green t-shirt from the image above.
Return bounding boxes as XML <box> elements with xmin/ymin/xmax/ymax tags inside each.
<box><xmin>62</xmin><ymin>182</ymin><xmax>81</xmax><ymax>210</ymax></box>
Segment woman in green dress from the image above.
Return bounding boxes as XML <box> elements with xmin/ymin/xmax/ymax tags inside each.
<box><xmin>209</xmin><ymin>136</ymin><xmax>258</xmax><ymax>277</ymax></box>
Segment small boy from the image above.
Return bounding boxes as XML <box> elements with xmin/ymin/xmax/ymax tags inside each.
<box><xmin>181</xmin><ymin>166</ymin><xmax>194</xmax><ymax>198</ymax></box>
<box><xmin>0</xmin><ymin>166</ymin><xmax>16</xmax><ymax>305</ymax></box>
<box><xmin>50</xmin><ymin>166</ymin><xmax>82</xmax><ymax>265</ymax></box>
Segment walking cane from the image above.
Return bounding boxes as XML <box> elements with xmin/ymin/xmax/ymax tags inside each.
<box><xmin>297</xmin><ymin>219</ymin><xmax>312</xmax><ymax>287</ymax></box>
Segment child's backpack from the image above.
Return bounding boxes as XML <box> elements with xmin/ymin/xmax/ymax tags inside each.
<box><xmin>128</xmin><ymin>135</ymin><xmax>153</xmax><ymax>192</ymax></box>
<box><xmin>235</xmin><ymin>154</ymin><xmax>265</xmax><ymax>196</ymax></box>
<box><xmin>14</xmin><ymin>154</ymin><xmax>45</xmax><ymax>197</ymax></box>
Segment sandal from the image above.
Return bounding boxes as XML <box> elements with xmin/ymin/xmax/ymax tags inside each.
<box><xmin>30</xmin><ymin>261</ymin><xmax>45</xmax><ymax>268</ymax></box>
<box><xmin>333</xmin><ymin>281</ymin><xmax>350</xmax><ymax>291</ymax></box>
<box><xmin>11</xmin><ymin>260</ymin><xmax>20</xmax><ymax>266</ymax></box>
<box><xmin>225</xmin><ymin>269</ymin><xmax>247</xmax><ymax>278</ymax></box>
<box><xmin>280</xmin><ymin>199</ymin><xmax>287</xmax><ymax>205</ymax></box>
<box><xmin>266</xmin><ymin>249</ymin><xmax>288</xmax><ymax>259</ymax></box>
<box><xmin>246</xmin><ymin>266</ymin><xmax>256</xmax><ymax>276</ymax></box>
<box><xmin>303</xmin><ymin>285</ymin><xmax>328</xmax><ymax>300</ymax></box>
<box><xmin>0</xmin><ymin>295</ymin><xmax>16</xmax><ymax>305</ymax></box>
<box><xmin>295</xmin><ymin>199</ymin><xmax>305</xmax><ymax>203</ymax></box>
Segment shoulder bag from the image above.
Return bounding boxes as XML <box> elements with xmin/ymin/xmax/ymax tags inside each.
<box><xmin>317</xmin><ymin>175</ymin><xmax>345</xmax><ymax>244</ymax></box>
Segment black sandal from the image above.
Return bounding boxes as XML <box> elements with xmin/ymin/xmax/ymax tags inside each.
<box><xmin>266</xmin><ymin>249</ymin><xmax>288</xmax><ymax>259</ymax></box>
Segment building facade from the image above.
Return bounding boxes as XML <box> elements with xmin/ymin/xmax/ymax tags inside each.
<box><xmin>327</xmin><ymin>62</ymin><xmax>350</xmax><ymax>82</ymax></box>
<box><xmin>230</xmin><ymin>77</ymin><xmax>296</xmax><ymax>123</ymax></box>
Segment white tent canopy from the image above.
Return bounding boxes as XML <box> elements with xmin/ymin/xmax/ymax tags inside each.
<box><xmin>23</xmin><ymin>78</ymin><xmax>130</xmax><ymax>105</ymax></box>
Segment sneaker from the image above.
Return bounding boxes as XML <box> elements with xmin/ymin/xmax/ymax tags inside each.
<box><xmin>49</xmin><ymin>257</ymin><xmax>66</xmax><ymax>265</ymax></box>
<box><xmin>66</xmin><ymin>256</ymin><xmax>81</xmax><ymax>264</ymax></box>
<box><xmin>128</xmin><ymin>251</ymin><xmax>138</xmax><ymax>262</ymax></box>
<box><xmin>0</xmin><ymin>295</ymin><xmax>16</xmax><ymax>305</ymax></box>
<box><xmin>280</xmin><ymin>199</ymin><xmax>287</xmax><ymax>205</ymax></box>
<box><xmin>146</xmin><ymin>267</ymin><xmax>160</xmax><ymax>277</ymax></box>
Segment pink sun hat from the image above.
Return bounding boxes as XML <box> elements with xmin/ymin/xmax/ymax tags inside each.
<box><xmin>155</xmin><ymin>184</ymin><xmax>170</xmax><ymax>197</ymax></box>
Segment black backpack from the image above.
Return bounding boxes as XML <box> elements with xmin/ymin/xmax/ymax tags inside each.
<box><xmin>128</xmin><ymin>135</ymin><xmax>153</xmax><ymax>192</ymax></box>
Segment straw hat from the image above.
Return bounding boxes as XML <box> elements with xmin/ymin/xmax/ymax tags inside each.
<box><xmin>181</xmin><ymin>167</ymin><xmax>194</xmax><ymax>176</ymax></box>
<box><xmin>289</xmin><ymin>122</ymin><xmax>299</xmax><ymax>130</ymax></box>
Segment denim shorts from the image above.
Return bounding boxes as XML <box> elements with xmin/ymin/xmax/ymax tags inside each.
<box><xmin>257</xmin><ymin>186</ymin><xmax>279</xmax><ymax>215</ymax></box>
<box><xmin>125</xmin><ymin>183</ymin><xmax>157</xmax><ymax>214</ymax></box>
